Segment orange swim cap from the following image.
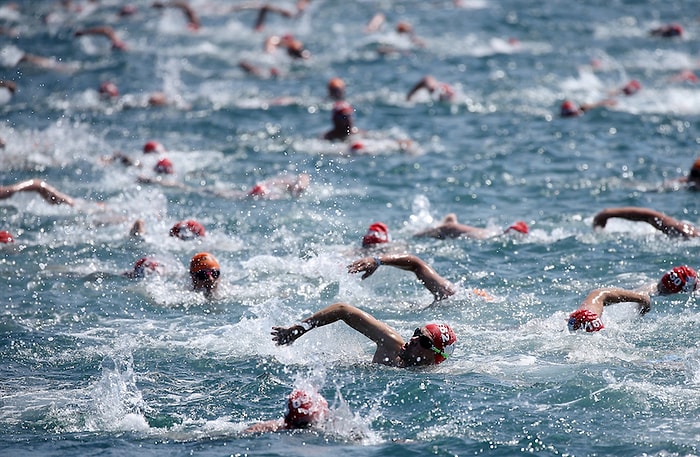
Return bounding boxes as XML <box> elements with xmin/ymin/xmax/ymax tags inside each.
<box><xmin>189</xmin><ymin>252</ymin><xmax>220</xmax><ymax>274</ymax></box>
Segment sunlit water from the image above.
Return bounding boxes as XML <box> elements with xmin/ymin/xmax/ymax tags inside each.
<box><xmin>2</xmin><ymin>1</ymin><xmax>700</xmax><ymax>456</ymax></box>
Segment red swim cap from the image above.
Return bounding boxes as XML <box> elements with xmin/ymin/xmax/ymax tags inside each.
<box><xmin>98</xmin><ymin>81</ymin><xmax>119</xmax><ymax>98</ymax></box>
<box><xmin>567</xmin><ymin>309</ymin><xmax>604</xmax><ymax>332</ymax></box>
<box><xmin>658</xmin><ymin>265</ymin><xmax>698</xmax><ymax>295</ymax></box>
<box><xmin>154</xmin><ymin>157</ymin><xmax>174</xmax><ymax>174</ymax></box>
<box><xmin>505</xmin><ymin>221</ymin><xmax>529</xmax><ymax>234</ymax></box>
<box><xmin>332</xmin><ymin>101</ymin><xmax>354</xmax><ymax>120</ymax></box>
<box><xmin>423</xmin><ymin>323</ymin><xmax>457</xmax><ymax>364</ymax></box>
<box><xmin>248</xmin><ymin>183</ymin><xmax>268</xmax><ymax>197</ymax></box>
<box><xmin>560</xmin><ymin>100</ymin><xmax>580</xmax><ymax>117</ymax></box>
<box><xmin>0</xmin><ymin>230</ymin><xmax>14</xmax><ymax>243</ymax></box>
<box><xmin>170</xmin><ymin>220</ymin><xmax>206</xmax><ymax>240</ymax></box>
<box><xmin>362</xmin><ymin>222</ymin><xmax>390</xmax><ymax>247</ymax></box>
<box><xmin>284</xmin><ymin>389</ymin><xmax>328</xmax><ymax>429</ymax></box>
<box><xmin>131</xmin><ymin>257</ymin><xmax>161</xmax><ymax>278</ymax></box>
<box><xmin>143</xmin><ymin>140</ymin><xmax>165</xmax><ymax>154</ymax></box>
<box><xmin>622</xmin><ymin>79</ymin><xmax>642</xmax><ymax>96</ymax></box>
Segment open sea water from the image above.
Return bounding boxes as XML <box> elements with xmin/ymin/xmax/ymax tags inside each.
<box><xmin>2</xmin><ymin>0</ymin><xmax>700</xmax><ymax>456</ymax></box>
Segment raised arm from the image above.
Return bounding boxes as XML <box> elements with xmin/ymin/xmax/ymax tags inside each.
<box><xmin>347</xmin><ymin>253</ymin><xmax>455</xmax><ymax>301</ymax></box>
<box><xmin>580</xmin><ymin>287</ymin><xmax>652</xmax><ymax>315</ymax></box>
<box><xmin>0</xmin><ymin>179</ymin><xmax>75</xmax><ymax>205</ymax></box>
<box><xmin>271</xmin><ymin>302</ymin><xmax>403</xmax><ymax>348</ymax></box>
<box><xmin>74</xmin><ymin>26</ymin><xmax>127</xmax><ymax>50</ymax></box>
<box><xmin>593</xmin><ymin>206</ymin><xmax>699</xmax><ymax>238</ymax></box>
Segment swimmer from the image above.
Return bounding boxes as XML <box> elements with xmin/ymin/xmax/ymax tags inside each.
<box><xmin>567</xmin><ymin>287</ymin><xmax>651</xmax><ymax>333</ymax></box>
<box><xmin>189</xmin><ymin>252</ymin><xmax>220</xmax><ymax>298</ymax></box>
<box><xmin>560</xmin><ymin>98</ymin><xmax>617</xmax><ymax>117</ymax></box>
<box><xmin>347</xmin><ymin>253</ymin><xmax>455</xmax><ymax>302</ymax></box>
<box><xmin>264</xmin><ymin>34</ymin><xmax>310</xmax><ymax>59</ymax></box>
<box><xmin>243</xmin><ymin>389</ymin><xmax>329</xmax><ymax>434</ymax></box>
<box><xmin>406</xmin><ymin>75</ymin><xmax>455</xmax><ymax>102</ymax></box>
<box><xmin>0</xmin><ymin>179</ymin><xmax>75</xmax><ymax>206</ymax></box>
<box><xmin>246</xmin><ymin>173</ymin><xmax>310</xmax><ymax>199</ymax></box>
<box><xmin>665</xmin><ymin>157</ymin><xmax>700</xmax><ymax>191</ymax></box>
<box><xmin>323</xmin><ymin>101</ymin><xmax>359</xmax><ymax>141</ymax></box>
<box><xmin>272</xmin><ymin>302</ymin><xmax>457</xmax><ymax>367</ymax></box>
<box><xmin>414</xmin><ymin>213</ymin><xmax>529</xmax><ymax>240</ymax></box>
<box><xmin>592</xmin><ymin>206</ymin><xmax>699</xmax><ymax>238</ymax></box>
<box><xmin>170</xmin><ymin>219</ymin><xmax>206</xmax><ymax>240</ymax></box>
<box><xmin>650</xmin><ymin>23</ymin><xmax>683</xmax><ymax>38</ymax></box>
<box><xmin>568</xmin><ymin>266</ymin><xmax>696</xmax><ymax>333</ymax></box>
<box><xmin>611</xmin><ymin>79</ymin><xmax>642</xmax><ymax>96</ymax></box>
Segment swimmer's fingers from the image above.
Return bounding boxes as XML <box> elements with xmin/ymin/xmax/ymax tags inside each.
<box><xmin>346</xmin><ymin>259</ymin><xmax>378</xmax><ymax>280</ymax></box>
<box><xmin>271</xmin><ymin>325</ymin><xmax>304</xmax><ymax>345</ymax></box>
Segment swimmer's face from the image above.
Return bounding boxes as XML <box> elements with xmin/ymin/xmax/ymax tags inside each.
<box><xmin>191</xmin><ymin>268</ymin><xmax>220</xmax><ymax>295</ymax></box>
<box><xmin>400</xmin><ymin>327</ymin><xmax>437</xmax><ymax>367</ymax></box>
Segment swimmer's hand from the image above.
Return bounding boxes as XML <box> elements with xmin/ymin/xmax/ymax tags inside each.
<box><xmin>592</xmin><ymin>210</ymin><xmax>610</xmax><ymax>228</ymax></box>
<box><xmin>271</xmin><ymin>325</ymin><xmax>306</xmax><ymax>345</ymax></box>
<box><xmin>346</xmin><ymin>257</ymin><xmax>379</xmax><ymax>280</ymax></box>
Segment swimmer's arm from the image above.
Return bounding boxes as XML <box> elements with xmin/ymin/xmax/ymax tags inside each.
<box><xmin>348</xmin><ymin>254</ymin><xmax>455</xmax><ymax>301</ymax></box>
<box><xmin>272</xmin><ymin>302</ymin><xmax>402</xmax><ymax>347</ymax></box>
<box><xmin>1</xmin><ymin>179</ymin><xmax>75</xmax><ymax>205</ymax></box>
<box><xmin>583</xmin><ymin>288</ymin><xmax>651</xmax><ymax>315</ymax></box>
<box><xmin>242</xmin><ymin>418</ymin><xmax>285</xmax><ymax>434</ymax></box>
<box><xmin>593</xmin><ymin>206</ymin><xmax>698</xmax><ymax>237</ymax></box>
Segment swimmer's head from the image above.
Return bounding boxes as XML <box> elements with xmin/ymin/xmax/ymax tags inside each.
<box><xmin>688</xmin><ymin>158</ymin><xmax>700</xmax><ymax>180</ymax></box>
<box><xmin>567</xmin><ymin>309</ymin><xmax>604</xmax><ymax>332</ymax></box>
<box><xmin>362</xmin><ymin>222</ymin><xmax>390</xmax><ymax>247</ymax></box>
<box><xmin>560</xmin><ymin>100</ymin><xmax>580</xmax><ymax>117</ymax></box>
<box><xmin>284</xmin><ymin>389</ymin><xmax>328</xmax><ymax>429</ymax></box>
<box><xmin>130</xmin><ymin>257</ymin><xmax>161</xmax><ymax>278</ymax></box>
<box><xmin>189</xmin><ymin>252</ymin><xmax>221</xmax><ymax>294</ymax></box>
<box><xmin>143</xmin><ymin>140</ymin><xmax>165</xmax><ymax>154</ymax></box>
<box><xmin>169</xmin><ymin>220</ymin><xmax>206</xmax><ymax>240</ymax></box>
<box><xmin>0</xmin><ymin>230</ymin><xmax>15</xmax><ymax>243</ymax></box>
<box><xmin>396</xmin><ymin>21</ymin><xmax>413</xmax><ymax>34</ymax></box>
<box><xmin>422</xmin><ymin>323</ymin><xmax>457</xmax><ymax>364</ymax></box>
<box><xmin>154</xmin><ymin>157</ymin><xmax>174</xmax><ymax>174</ymax></box>
<box><xmin>504</xmin><ymin>221</ymin><xmax>529</xmax><ymax>234</ymax></box>
<box><xmin>328</xmin><ymin>77</ymin><xmax>346</xmax><ymax>101</ymax></box>
<box><xmin>657</xmin><ymin>265</ymin><xmax>698</xmax><ymax>295</ymax></box>
<box><xmin>621</xmin><ymin>79</ymin><xmax>641</xmax><ymax>96</ymax></box>
<box><xmin>98</xmin><ymin>81</ymin><xmax>119</xmax><ymax>98</ymax></box>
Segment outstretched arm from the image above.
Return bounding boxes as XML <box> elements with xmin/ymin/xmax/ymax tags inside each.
<box><xmin>347</xmin><ymin>253</ymin><xmax>455</xmax><ymax>301</ymax></box>
<box><xmin>414</xmin><ymin>213</ymin><xmax>491</xmax><ymax>239</ymax></box>
<box><xmin>271</xmin><ymin>302</ymin><xmax>402</xmax><ymax>348</ymax></box>
<box><xmin>593</xmin><ymin>206</ymin><xmax>699</xmax><ymax>238</ymax></box>
<box><xmin>0</xmin><ymin>179</ymin><xmax>74</xmax><ymax>205</ymax></box>
<box><xmin>580</xmin><ymin>287</ymin><xmax>651</xmax><ymax>315</ymax></box>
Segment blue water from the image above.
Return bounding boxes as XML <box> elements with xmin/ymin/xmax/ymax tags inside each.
<box><xmin>2</xmin><ymin>0</ymin><xmax>700</xmax><ymax>456</ymax></box>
